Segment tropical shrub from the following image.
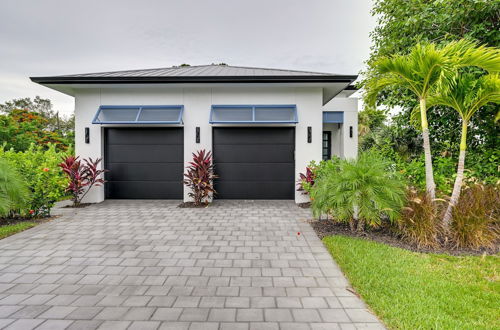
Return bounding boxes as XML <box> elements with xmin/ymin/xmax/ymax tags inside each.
<box><xmin>0</xmin><ymin>159</ymin><xmax>29</xmax><ymax>218</ymax></box>
<box><xmin>395</xmin><ymin>154</ymin><xmax>456</xmax><ymax>196</ymax></box>
<box><xmin>311</xmin><ymin>152</ymin><xmax>406</xmax><ymax>232</ymax></box>
<box><xmin>297</xmin><ymin>164</ymin><xmax>317</xmax><ymax>194</ymax></box>
<box><xmin>396</xmin><ymin>189</ymin><xmax>442</xmax><ymax>249</ymax></box>
<box><xmin>59</xmin><ymin>156</ymin><xmax>106</xmax><ymax>206</ymax></box>
<box><xmin>450</xmin><ymin>184</ymin><xmax>499</xmax><ymax>250</ymax></box>
<box><xmin>0</xmin><ymin>144</ymin><xmax>70</xmax><ymax>217</ymax></box>
<box><xmin>184</xmin><ymin>150</ymin><xmax>218</xmax><ymax>206</ymax></box>
<box><xmin>298</xmin><ymin>158</ymin><xmax>344</xmax><ymax>195</ymax></box>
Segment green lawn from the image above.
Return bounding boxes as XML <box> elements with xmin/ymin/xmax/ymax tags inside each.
<box><xmin>323</xmin><ymin>235</ymin><xmax>500</xmax><ymax>330</ymax></box>
<box><xmin>0</xmin><ymin>222</ymin><xmax>36</xmax><ymax>239</ymax></box>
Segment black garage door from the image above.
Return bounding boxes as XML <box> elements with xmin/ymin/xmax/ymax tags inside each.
<box><xmin>213</xmin><ymin>127</ymin><xmax>295</xmax><ymax>199</ymax></box>
<box><xmin>104</xmin><ymin>128</ymin><xmax>183</xmax><ymax>199</ymax></box>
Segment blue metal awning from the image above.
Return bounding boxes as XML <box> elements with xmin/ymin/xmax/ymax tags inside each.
<box><xmin>323</xmin><ymin>111</ymin><xmax>343</xmax><ymax>123</ymax></box>
<box><xmin>209</xmin><ymin>105</ymin><xmax>298</xmax><ymax>124</ymax></box>
<box><xmin>92</xmin><ymin>105</ymin><xmax>184</xmax><ymax>124</ymax></box>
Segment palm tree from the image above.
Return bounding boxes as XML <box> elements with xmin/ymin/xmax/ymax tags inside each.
<box><xmin>365</xmin><ymin>39</ymin><xmax>500</xmax><ymax>200</ymax></box>
<box><xmin>427</xmin><ymin>73</ymin><xmax>500</xmax><ymax>229</ymax></box>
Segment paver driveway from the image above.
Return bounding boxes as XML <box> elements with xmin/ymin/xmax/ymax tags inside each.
<box><xmin>0</xmin><ymin>200</ymin><xmax>383</xmax><ymax>330</ymax></box>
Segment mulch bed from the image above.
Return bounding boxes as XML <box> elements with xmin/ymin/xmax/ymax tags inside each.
<box><xmin>309</xmin><ymin>218</ymin><xmax>499</xmax><ymax>256</ymax></box>
<box><xmin>63</xmin><ymin>203</ymin><xmax>92</xmax><ymax>208</ymax></box>
<box><xmin>297</xmin><ymin>202</ymin><xmax>311</xmax><ymax>209</ymax></box>
<box><xmin>178</xmin><ymin>202</ymin><xmax>211</xmax><ymax>208</ymax></box>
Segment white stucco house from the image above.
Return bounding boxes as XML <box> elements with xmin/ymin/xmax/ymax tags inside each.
<box><xmin>31</xmin><ymin>65</ymin><xmax>358</xmax><ymax>204</ymax></box>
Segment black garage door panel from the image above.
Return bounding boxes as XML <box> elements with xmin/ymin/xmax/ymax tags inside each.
<box><xmin>215</xmin><ymin>182</ymin><xmax>293</xmax><ymax>200</ymax></box>
<box><xmin>213</xmin><ymin>127</ymin><xmax>294</xmax><ymax>199</ymax></box>
<box><xmin>214</xmin><ymin>127</ymin><xmax>295</xmax><ymax>144</ymax></box>
<box><xmin>106</xmin><ymin>145</ymin><xmax>183</xmax><ymax>163</ymax></box>
<box><xmin>106</xmin><ymin>163</ymin><xmax>183</xmax><ymax>181</ymax></box>
<box><xmin>213</xmin><ymin>145</ymin><xmax>294</xmax><ymax>163</ymax></box>
<box><xmin>216</xmin><ymin>163</ymin><xmax>294</xmax><ymax>182</ymax></box>
<box><xmin>105</xmin><ymin>128</ymin><xmax>183</xmax><ymax>199</ymax></box>
<box><xmin>106</xmin><ymin>129</ymin><xmax>182</xmax><ymax>145</ymax></box>
<box><xmin>106</xmin><ymin>182</ymin><xmax>183</xmax><ymax>199</ymax></box>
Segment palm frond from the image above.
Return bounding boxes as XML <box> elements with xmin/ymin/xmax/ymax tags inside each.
<box><xmin>428</xmin><ymin>73</ymin><xmax>500</xmax><ymax>122</ymax></box>
<box><xmin>0</xmin><ymin>159</ymin><xmax>29</xmax><ymax>217</ymax></box>
<box><xmin>310</xmin><ymin>151</ymin><xmax>406</xmax><ymax>227</ymax></box>
<box><xmin>449</xmin><ymin>40</ymin><xmax>500</xmax><ymax>73</ymax></box>
<box><xmin>364</xmin><ymin>75</ymin><xmax>408</xmax><ymax>107</ymax></box>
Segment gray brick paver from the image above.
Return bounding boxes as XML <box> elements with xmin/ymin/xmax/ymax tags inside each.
<box><xmin>0</xmin><ymin>200</ymin><xmax>382</xmax><ymax>328</ymax></box>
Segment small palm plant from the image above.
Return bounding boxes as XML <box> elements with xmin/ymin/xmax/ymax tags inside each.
<box><xmin>365</xmin><ymin>39</ymin><xmax>500</xmax><ymax>200</ymax></box>
<box><xmin>310</xmin><ymin>152</ymin><xmax>406</xmax><ymax>232</ymax></box>
<box><xmin>0</xmin><ymin>159</ymin><xmax>29</xmax><ymax>217</ymax></box>
<box><xmin>426</xmin><ymin>73</ymin><xmax>500</xmax><ymax>229</ymax></box>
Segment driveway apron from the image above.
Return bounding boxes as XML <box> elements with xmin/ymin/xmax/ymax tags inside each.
<box><xmin>0</xmin><ymin>200</ymin><xmax>384</xmax><ymax>330</ymax></box>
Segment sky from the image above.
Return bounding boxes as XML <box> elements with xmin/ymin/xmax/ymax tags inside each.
<box><xmin>0</xmin><ymin>0</ymin><xmax>376</xmax><ymax>116</ymax></box>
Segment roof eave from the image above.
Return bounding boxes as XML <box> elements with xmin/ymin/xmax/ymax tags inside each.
<box><xmin>30</xmin><ymin>75</ymin><xmax>357</xmax><ymax>85</ymax></box>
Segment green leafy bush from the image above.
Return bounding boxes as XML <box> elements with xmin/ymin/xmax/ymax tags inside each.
<box><xmin>0</xmin><ymin>159</ymin><xmax>29</xmax><ymax>217</ymax></box>
<box><xmin>311</xmin><ymin>151</ymin><xmax>406</xmax><ymax>231</ymax></box>
<box><xmin>451</xmin><ymin>184</ymin><xmax>499</xmax><ymax>250</ymax></box>
<box><xmin>369</xmin><ymin>144</ymin><xmax>498</xmax><ymax>195</ymax></box>
<box><xmin>1</xmin><ymin>144</ymin><xmax>70</xmax><ymax>217</ymax></box>
<box><xmin>298</xmin><ymin>157</ymin><xmax>343</xmax><ymax>195</ymax></box>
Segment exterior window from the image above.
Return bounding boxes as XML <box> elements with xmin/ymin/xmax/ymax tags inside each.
<box><xmin>92</xmin><ymin>105</ymin><xmax>183</xmax><ymax>124</ymax></box>
<box><xmin>322</xmin><ymin>131</ymin><xmax>331</xmax><ymax>160</ymax></box>
<box><xmin>210</xmin><ymin>105</ymin><xmax>298</xmax><ymax>124</ymax></box>
<box><xmin>323</xmin><ymin>111</ymin><xmax>343</xmax><ymax>123</ymax></box>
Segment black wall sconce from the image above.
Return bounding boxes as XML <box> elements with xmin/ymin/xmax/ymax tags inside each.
<box><xmin>307</xmin><ymin>126</ymin><xmax>312</xmax><ymax>143</ymax></box>
<box><xmin>195</xmin><ymin>127</ymin><xmax>200</xmax><ymax>143</ymax></box>
<box><xmin>85</xmin><ymin>127</ymin><xmax>90</xmax><ymax>143</ymax></box>
<box><xmin>349</xmin><ymin>126</ymin><xmax>353</xmax><ymax>138</ymax></box>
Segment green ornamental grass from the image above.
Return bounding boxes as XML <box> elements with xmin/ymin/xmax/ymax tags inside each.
<box><xmin>0</xmin><ymin>158</ymin><xmax>29</xmax><ymax>217</ymax></box>
<box><xmin>323</xmin><ymin>235</ymin><xmax>500</xmax><ymax>329</ymax></box>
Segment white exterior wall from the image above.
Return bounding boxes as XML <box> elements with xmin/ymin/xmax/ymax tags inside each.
<box><xmin>322</xmin><ymin>91</ymin><xmax>358</xmax><ymax>159</ymax></box>
<box><xmin>74</xmin><ymin>85</ymin><xmax>353</xmax><ymax>204</ymax></box>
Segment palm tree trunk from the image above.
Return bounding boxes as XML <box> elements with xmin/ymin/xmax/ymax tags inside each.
<box><xmin>351</xmin><ymin>204</ymin><xmax>359</xmax><ymax>232</ymax></box>
<box><xmin>357</xmin><ymin>219</ymin><xmax>365</xmax><ymax>232</ymax></box>
<box><xmin>420</xmin><ymin>98</ymin><xmax>436</xmax><ymax>200</ymax></box>
<box><xmin>442</xmin><ymin>121</ymin><xmax>468</xmax><ymax>229</ymax></box>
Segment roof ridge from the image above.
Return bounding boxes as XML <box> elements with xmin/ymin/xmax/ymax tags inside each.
<box><xmin>54</xmin><ymin>64</ymin><xmax>335</xmax><ymax>77</ymax></box>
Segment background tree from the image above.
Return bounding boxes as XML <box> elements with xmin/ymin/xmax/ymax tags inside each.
<box><xmin>362</xmin><ymin>0</ymin><xmax>500</xmax><ymax>190</ymax></box>
<box><xmin>0</xmin><ymin>97</ymin><xmax>74</xmax><ymax>151</ymax></box>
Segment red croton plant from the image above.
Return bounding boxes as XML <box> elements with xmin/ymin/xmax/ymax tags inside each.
<box><xmin>297</xmin><ymin>166</ymin><xmax>316</xmax><ymax>194</ymax></box>
<box><xmin>184</xmin><ymin>150</ymin><xmax>218</xmax><ymax>206</ymax></box>
<box><xmin>59</xmin><ymin>156</ymin><xmax>107</xmax><ymax>206</ymax></box>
